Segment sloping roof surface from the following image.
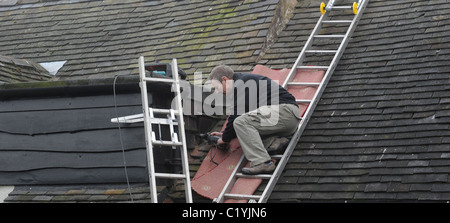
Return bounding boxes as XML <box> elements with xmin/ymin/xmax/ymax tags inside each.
<box><xmin>0</xmin><ymin>0</ymin><xmax>279</xmax><ymax>80</ymax></box>
<box><xmin>0</xmin><ymin>54</ymin><xmax>51</xmax><ymax>83</ymax></box>
<box><xmin>1</xmin><ymin>0</ymin><xmax>450</xmax><ymax>203</ymax></box>
<box><xmin>267</xmin><ymin>0</ymin><xmax>450</xmax><ymax>202</ymax></box>
<box><xmin>5</xmin><ymin>184</ymin><xmax>151</xmax><ymax>203</ymax></box>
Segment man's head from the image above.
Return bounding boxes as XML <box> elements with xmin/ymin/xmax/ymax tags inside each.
<box><xmin>209</xmin><ymin>65</ymin><xmax>234</xmax><ymax>94</ymax></box>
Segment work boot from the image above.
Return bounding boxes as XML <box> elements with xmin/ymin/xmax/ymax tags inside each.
<box><xmin>241</xmin><ymin>161</ymin><xmax>276</xmax><ymax>175</ymax></box>
<box><xmin>266</xmin><ymin>137</ymin><xmax>290</xmax><ymax>155</ymax></box>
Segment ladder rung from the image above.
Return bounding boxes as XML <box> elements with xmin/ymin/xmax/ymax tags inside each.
<box><xmin>224</xmin><ymin>193</ymin><xmax>261</xmax><ymax>200</ymax></box>
<box><xmin>314</xmin><ymin>35</ymin><xmax>346</xmax><ymax>38</ymax></box>
<box><xmin>305</xmin><ymin>50</ymin><xmax>337</xmax><ymax>54</ymax></box>
<box><xmin>297</xmin><ymin>66</ymin><xmax>329</xmax><ymax>70</ymax></box>
<box><xmin>152</xmin><ymin>108</ymin><xmax>179</xmax><ymax>114</ymax></box>
<box><xmin>152</xmin><ymin>140</ymin><xmax>183</xmax><ymax>146</ymax></box>
<box><xmin>111</xmin><ymin>114</ymin><xmax>178</xmax><ymax>125</ymax></box>
<box><xmin>331</xmin><ymin>6</ymin><xmax>352</xmax><ymax>10</ymax></box>
<box><xmin>322</xmin><ymin>20</ymin><xmax>353</xmax><ymax>24</ymax></box>
<box><xmin>111</xmin><ymin>114</ymin><xmax>143</xmax><ymax>123</ymax></box>
<box><xmin>271</xmin><ymin>155</ymin><xmax>283</xmax><ymax>159</ymax></box>
<box><xmin>288</xmin><ymin>82</ymin><xmax>321</xmax><ymax>87</ymax></box>
<box><xmin>143</xmin><ymin>77</ymin><xmax>175</xmax><ymax>83</ymax></box>
<box><xmin>236</xmin><ymin>173</ymin><xmax>272</xmax><ymax>179</ymax></box>
<box><xmin>154</xmin><ymin>173</ymin><xmax>187</xmax><ymax>179</ymax></box>
<box><xmin>296</xmin><ymin>99</ymin><xmax>312</xmax><ymax>104</ymax></box>
<box><xmin>149</xmin><ymin>118</ymin><xmax>178</xmax><ymax>125</ymax></box>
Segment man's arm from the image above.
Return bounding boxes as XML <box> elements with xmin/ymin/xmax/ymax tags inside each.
<box><xmin>221</xmin><ymin>114</ymin><xmax>238</xmax><ymax>143</ymax></box>
<box><xmin>210</xmin><ymin>114</ymin><xmax>237</xmax><ymax>145</ymax></box>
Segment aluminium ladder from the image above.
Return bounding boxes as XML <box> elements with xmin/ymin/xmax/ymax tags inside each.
<box><xmin>214</xmin><ymin>0</ymin><xmax>369</xmax><ymax>203</ymax></box>
<box><xmin>111</xmin><ymin>56</ymin><xmax>192</xmax><ymax>203</ymax></box>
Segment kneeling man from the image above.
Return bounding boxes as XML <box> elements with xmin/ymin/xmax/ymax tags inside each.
<box><xmin>209</xmin><ymin>65</ymin><xmax>301</xmax><ymax>175</ymax></box>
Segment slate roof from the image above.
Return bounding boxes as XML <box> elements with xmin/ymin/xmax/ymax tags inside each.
<box><xmin>1</xmin><ymin>0</ymin><xmax>450</xmax><ymax>203</ymax></box>
<box><xmin>4</xmin><ymin>184</ymin><xmax>152</xmax><ymax>203</ymax></box>
<box><xmin>265</xmin><ymin>0</ymin><xmax>450</xmax><ymax>202</ymax></box>
<box><xmin>0</xmin><ymin>0</ymin><xmax>279</xmax><ymax>80</ymax></box>
<box><xmin>0</xmin><ymin>54</ymin><xmax>51</xmax><ymax>83</ymax></box>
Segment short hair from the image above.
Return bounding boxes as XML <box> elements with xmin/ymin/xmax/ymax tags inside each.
<box><xmin>209</xmin><ymin>65</ymin><xmax>234</xmax><ymax>81</ymax></box>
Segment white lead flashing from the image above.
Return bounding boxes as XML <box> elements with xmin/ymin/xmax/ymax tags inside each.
<box><xmin>0</xmin><ymin>186</ymin><xmax>14</xmax><ymax>203</ymax></box>
<box><xmin>39</xmin><ymin>61</ymin><xmax>67</xmax><ymax>76</ymax></box>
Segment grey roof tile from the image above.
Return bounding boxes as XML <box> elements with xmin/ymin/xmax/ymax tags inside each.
<box><xmin>364</xmin><ymin>183</ymin><xmax>388</xmax><ymax>192</ymax></box>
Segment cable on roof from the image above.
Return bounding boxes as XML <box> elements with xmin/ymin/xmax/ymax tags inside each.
<box><xmin>113</xmin><ymin>74</ymin><xmax>135</xmax><ymax>203</ymax></box>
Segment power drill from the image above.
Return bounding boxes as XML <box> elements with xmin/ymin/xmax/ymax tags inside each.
<box><xmin>199</xmin><ymin>132</ymin><xmax>227</xmax><ymax>150</ymax></box>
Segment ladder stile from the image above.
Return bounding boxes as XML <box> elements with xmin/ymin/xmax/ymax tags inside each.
<box><xmin>167</xmin><ymin>113</ymin><xmax>176</xmax><ymax>149</ymax></box>
<box><xmin>325</xmin><ymin>0</ymin><xmax>336</xmax><ymax>11</ymax></box>
<box><xmin>139</xmin><ymin>56</ymin><xmax>158</xmax><ymax>203</ymax></box>
<box><xmin>171</xmin><ymin>58</ymin><xmax>193</xmax><ymax>203</ymax></box>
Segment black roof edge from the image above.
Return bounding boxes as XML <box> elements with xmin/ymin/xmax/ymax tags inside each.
<box><xmin>0</xmin><ymin>75</ymin><xmax>173</xmax><ymax>100</ymax></box>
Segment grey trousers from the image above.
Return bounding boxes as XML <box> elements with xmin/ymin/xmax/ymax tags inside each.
<box><xmin>233</xmin><ymin>103</ymin><xmax>301</xmax><ymax>167</ymax></box>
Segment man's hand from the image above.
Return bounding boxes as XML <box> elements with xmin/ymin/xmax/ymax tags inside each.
<box><xmin>217</xmin><ymin>138</ymin><xmax>225</xmax><ymax>145</ymax></box>
<box><xmin>210</xmin><ymin>132</ymin><xmax>223</xmax><ymax>137</ymax></box>
<box><xmin>210</xmin><ymin>132</ymin><xmax>227</xmax><ymax>147</ymax></box>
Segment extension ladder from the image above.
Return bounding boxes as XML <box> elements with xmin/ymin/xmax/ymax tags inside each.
<box><xmin>111</xmin><ymin>56</ymin><xmax>192</xmax><ymax>203</ymax></box>
<box><xmin>214</xmin><ymin>0</ymin><xmax>369</xmax><ymax>203</ymax></box>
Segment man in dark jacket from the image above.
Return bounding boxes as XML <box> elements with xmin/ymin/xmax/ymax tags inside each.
<box><xmin>209</xmin><ymin>65</ymin><xmax>301</xmax><ymax>175</ymax></box>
